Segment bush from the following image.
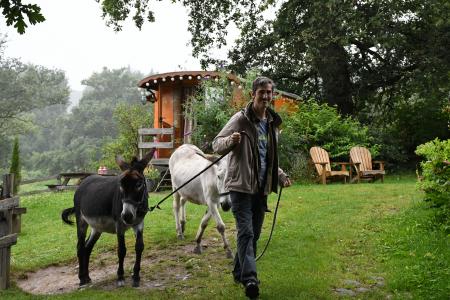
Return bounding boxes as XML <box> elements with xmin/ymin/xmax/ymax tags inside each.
<box><xmin>279</xmin><ymin>100</ymin><xmax>378</xmax><ymax>180</ymax></box>
<box><xmin>9</xmin><ymin>136</ymin><xmax>21</xmax><ymax>194</ymax></box>
<box><xmin>415</xmin><ymin>138</ymin><xmax>450</xmax><ymax>228</ymax></box>
<box><xmin>100</xmin><ymin>103</ymin><xmax>153</xmax><ymax>169</ymax></box>
<box><xmin>186</xmin><ymin>73</ymin><xmax>378</xmax><ymax>182</ymax></box>
<box><xmin>186</xmin><ymin>72</ymin><xmax>249</xmax><ymax>152</ymax></box>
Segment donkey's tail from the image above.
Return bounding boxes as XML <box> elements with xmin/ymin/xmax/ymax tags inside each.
<box><xmin>61</xmin><ymin>207</ymin><xmax>75</xmax><ymax>225</ymax></box>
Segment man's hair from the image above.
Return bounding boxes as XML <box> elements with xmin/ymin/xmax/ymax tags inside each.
<box><xmin>252</xmin><ymin>76</ymin><xmax>275</xmax><ymax>94</ymax></box>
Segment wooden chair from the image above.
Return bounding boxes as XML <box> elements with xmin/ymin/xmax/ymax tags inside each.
<box><xmin>309</xmin><ymin>147</ymin><xmax>351</xmax><ymax>184</ymax></box>
<box><xmin>349</xmin><ymin>146</ymin><xmax>385</xmax><ymax>183</ymax></box>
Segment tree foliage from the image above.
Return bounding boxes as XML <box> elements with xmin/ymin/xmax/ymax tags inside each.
<box><xmin>0</xmin><ymin>0</ymin><xmax>45</xmax><ymax>34</ymax></box>
<box><xmin>21</xmin><ymin>67</ymin><xmax>147</xmax><ymax>176</ymax></box>
<box><xmin>416</xmin><ymin>138</ymin><xmax>450</xmax><ymax>228</ymax></box>
<box><xmin>0</xmin><ymin>37</ymin><xmax>69</xmax><ymax>175</ymax></box>
<box><xmin>279</xmin><ymin>100</ymin><xmax>377</xmax><ymax>180</ymax></box>
<box><xmin>94</xmin><ymin>1</ymin><xmax>448</xmax><ymax>113</ymax></box>
<box><xmin>0</xmin><ymin>38</ymin><xmax>70</xmax><ymax>137</ymax></box>
<box><xmin>185</xmin><ymin>72</ymin><xmax>250</xmax><ymax>152</ymax></box>
<box><xmin>100</xmin><ymin>103</ymin><xmax>153</xmax><ymax>170</ymax></box>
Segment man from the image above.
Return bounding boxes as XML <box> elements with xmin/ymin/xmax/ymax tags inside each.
<box><xmin>212</xmin><ymin>76</ymin><xmax>292</xmax><ymax>299</ymax></box>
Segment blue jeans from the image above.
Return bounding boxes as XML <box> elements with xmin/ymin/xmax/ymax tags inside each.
<box><xmin>230</xmin><ymin>191</ymin><xmax>267</xmax><ymax>285</ymax></box>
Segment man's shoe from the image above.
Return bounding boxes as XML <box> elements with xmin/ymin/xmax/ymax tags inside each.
<box><xmin>245</xmin><ymin>280</ymin><xmax>259</xmax><ymax>299</ymax></box>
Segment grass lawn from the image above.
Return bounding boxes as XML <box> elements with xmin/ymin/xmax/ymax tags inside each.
<box><xmin>1</xmin><ymin>174</ymin><xmax>448</xmax><ymax>299</ymax></box>
<box><xmin>18</xmin><ymin>179</ymin><xmax>57</xmax><ymax>194</ymax></box>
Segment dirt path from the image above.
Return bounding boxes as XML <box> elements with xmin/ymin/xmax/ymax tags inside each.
<box><xmin>15</xmin><ymin>238</ymin><xmax>229</xmax><ymax>295</ymax></box>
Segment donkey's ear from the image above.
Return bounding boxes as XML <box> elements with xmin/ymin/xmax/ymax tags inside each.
<box><xmin>140</xmin><ymin>148</ymin><xmax>156</xmax><ymax>168</ymax></box>
<box><xmin>116</xmin><ymin>155</ymin><xmax>130</xmax><ymax>171</ymax></box>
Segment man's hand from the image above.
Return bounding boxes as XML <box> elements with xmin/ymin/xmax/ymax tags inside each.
<box><xmin>231</xmin><ymin>132</ymin><xmax>241</xmax><ymax>144</ymax></box>
<box><xmin>282</xmin><ymin>177</ymin><xmax>292</xmax><ymax>187</ymax></box>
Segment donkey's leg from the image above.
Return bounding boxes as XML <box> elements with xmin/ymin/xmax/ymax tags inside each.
<box><xmin>194</xmin><ymin>209</ymin><xmax>211</xmax><ymax>254</ymax></box>
<box><xmin>132</xmin><ymin>222</ymin><xmax>144</xmax><ymax>287</ymax></box>
<box><xmin>84</xmin><ymin>229</ymin><xmax>101</xmax><ymax>282</ymax></box>
<box><xmin>116</xmin><ymin>232</ymin><xmax>127</xmax><ymax>287</ymax></box>
<box><xmin>180</xmin><ymin>197</ymin><xmax>188</xmax><ymax>234</ymax></box>
<box><xmin>76</xmin><ymin>217</ymin><xmax>90</xmax><ymax>286</ymax></box>
<box><xmin>210</xmin><ymin>203</ymin><xmax>233</xmax><ymax>259</ymax></box>
<box><xmin>173</xmin><ymin>192</ymin><xmax>184</xmax><ymax>239</ymax></box>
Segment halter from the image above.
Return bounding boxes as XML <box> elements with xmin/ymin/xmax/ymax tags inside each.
<box><xmin>120</xmin><ymin>174</ymin><xmax>149</xmax><ymax>215</ymax></box>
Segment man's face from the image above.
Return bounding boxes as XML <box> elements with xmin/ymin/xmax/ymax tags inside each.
<box><xmin>252</xmin><ymin>83</ymin><xmax>273</xmax><ymax>111</ymax></box>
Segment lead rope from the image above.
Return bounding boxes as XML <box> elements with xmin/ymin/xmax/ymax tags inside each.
<box><xmin>255</xmin><ymin>186</ymin><xmax>283</xmax><ymax>261</ymax></box>
<box><xmin>239</xmin><ymin>130</ymin><xmax>284</xmax><ymax>262</ymax></box>
<box><xmin>148</xmin><ymin>148</ymin><xmax>232</xmax><ymax>212</ymax></box>
<box><xmin>147</xmin><ymin>131</ymin><xmax>284</xmax><ymax>261</ymax></box>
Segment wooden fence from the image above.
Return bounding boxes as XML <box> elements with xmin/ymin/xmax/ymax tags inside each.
<box><xmin>0</xmin><ymin>174</ymin><xmax>26</xmax><ymax>290</ymax></box>
<box><xmin>17</xmin><ymin>175</ymin><xmax>58</xmax><ymax>196</ymax></box>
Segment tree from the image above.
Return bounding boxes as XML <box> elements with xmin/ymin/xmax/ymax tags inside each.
<box><xmin>95</xmin><ymin>1</ymin><xmax>449</xmax><ymax>115</ymax></box>
<box><xmin>9</xmin><ymin>136</ymin><xmax>21</xmax><ymax>194</ymax></box>
<box><xmin>0</xmin><ymin>37</ymin><xmax>70</xmax><ymax>137</ymax></box>
<box><xmin>25</xmin><ymin>67</ymin><xmax>147</xmax><ymax>175</ymax></box>
<box><xmin>141</xmin><ymin>0</ymin><xmax>448</xmax><ymax>165</ymax></box>
<box><xmin>0</xmin><ymin>0</ymin><xmax>45</xmax><ymax>34</ymax></box>
<box><xmin>0</xmin><ymin>37</ymin><xmax>69</xmax><ymax>174</ymax></box>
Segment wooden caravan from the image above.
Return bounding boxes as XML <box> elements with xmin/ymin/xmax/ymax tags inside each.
<box><xmin>309</xmin><ymin>147</ymin><xmax>351</xmax><ymax>184</ymax></box>
<box><xmin>350</xmin><ymin>146</ymin><xmax>385</xmax><ymax>183</ymax></box>
<box><xmin>137</xmin><ymin>71</ymin><xmax>301</xmax><ymax>161</ymax></box>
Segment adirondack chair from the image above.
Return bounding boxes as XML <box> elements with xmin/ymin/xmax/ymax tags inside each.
<box><xmin>309</xmin><ymin>147</ymin><xmax>351</xmax><ymax>184</ymax></box>
<box><xmin>349</xmin><ymin>146</ymin><xmax>385</xmax><ymax>183</ymax></box>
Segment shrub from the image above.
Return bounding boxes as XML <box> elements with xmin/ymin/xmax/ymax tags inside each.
<box><xmin>415</xmin><ymin>138</ymin><xmax>450</xmax><ymax>228</ymax></box>
<box><xmin>100</xmin><ymin>103</ymin><xmax>153</xmax><ymax>169</ymax></box>
<box><xmin>9</xmin><ymin>136</ymin><xmax>21</xmax><ymax>194</ymax></box>
<box><xmin>186</xmin><ymin>73</ymin><xmax>378</xmax><ymax>182</ymax></box>
<box><xmin>186</xmin><ymin>72</ymin><xmax>250</xmax><ymax>152</ymax></box>
<box><xmin>279</xmin><ymin>100</ymin><xmax>378</xmax><ymax>180</ymax></box>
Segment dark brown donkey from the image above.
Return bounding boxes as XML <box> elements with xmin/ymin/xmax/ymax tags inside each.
<box><xmin>61</xmin><ymin>149</ymin><xmax>155</xmax><ymax>287</ymax></box>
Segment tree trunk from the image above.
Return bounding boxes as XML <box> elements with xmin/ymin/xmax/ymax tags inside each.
<box><xmin>315</xmin><ymin>43</ymin><xmax>354</xmax><ymax>115</ymax></box>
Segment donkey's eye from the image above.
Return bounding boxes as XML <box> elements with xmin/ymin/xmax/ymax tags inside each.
<box><xmin>136</xmin><ymin>182</ymin><xmax>143</xmax><ymax>189</ymax></box>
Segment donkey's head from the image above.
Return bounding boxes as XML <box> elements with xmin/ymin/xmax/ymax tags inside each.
<box><xmin>116</xmin><ymin>149</ymin><xmax>156</xmax><ymax>225</ymax></box>
<box><xmin>216</xmin><ymin>156</ymin><xmax>231</xmax><ymax>212</ymax></box>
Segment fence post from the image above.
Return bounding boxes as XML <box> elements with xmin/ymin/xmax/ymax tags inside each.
<box><xmin>1</xmin><ymin>174</ymin><xmax>14</xmax><ymax>199</ymax></box>
<box><xmin>0</xmin><ymin>174</ymin><xmax>22</xmax><ymax>290</ymax></box>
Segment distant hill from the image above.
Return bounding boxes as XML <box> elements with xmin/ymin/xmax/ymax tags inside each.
<box><xmin>68</xmin><ymin>90</ymin><xmax>83</xmax><ymax>111</ymax></box>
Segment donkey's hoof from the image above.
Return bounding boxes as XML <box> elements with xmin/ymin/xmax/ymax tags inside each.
<box><xmin>79</xmin><ymin>278</ymin><xmax>92</xmax><ymax>288</ymax></box>
<box><xmin>226</xmin><ymin>250</ymin><xmax>234</xmax><ymax>259</ymax></box>
<box><xmin>193</xmin><ymin>245</ymin><xmax>203</xmax><ymax>254</ymax></box>
<box><xmin>78</xmin><ymin>282</ymin><xmax>92</xmax><ymax>289</ymax></box>
<box><xmin>132</xmin><ymin>280</ymin><xmax>140</xmax><ymax>287</ymax></box>
<box><xmin>177</xmin><ymin>234</ymin><xmax>185</xmax><ymax>240</ymax></box>
<box><xmin>117</xmin><ymin>280</ymin><xmax>125</xmax><ymax>287</ymax></box>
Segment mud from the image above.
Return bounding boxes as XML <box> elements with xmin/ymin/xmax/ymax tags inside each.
<box><xmin>15</xmin><ymin>236</ymin><xmax>230</xmax><ymax>295</ymax></box>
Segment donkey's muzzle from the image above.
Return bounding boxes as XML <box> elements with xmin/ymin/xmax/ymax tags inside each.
<box><xmin>220</xmin><ymin>199</ymin><xmax>231</xmax><ymax>212</ymax></box>
<box><xmin>121</xmin><ymin>212</ymin><xmax>134</xmax><ymax>225</ymax></box>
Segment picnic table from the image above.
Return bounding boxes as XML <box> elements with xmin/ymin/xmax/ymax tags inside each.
<box><xmin>46</xmin><ymin>172</ymin><xmax>94</xmax><ymax>191</ymax></box>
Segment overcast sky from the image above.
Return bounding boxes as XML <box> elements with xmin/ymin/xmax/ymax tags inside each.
<box><xmin>0</xmin><ymin>0</ymin><xmax>233</xmax><ymax>91</ymax></box>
